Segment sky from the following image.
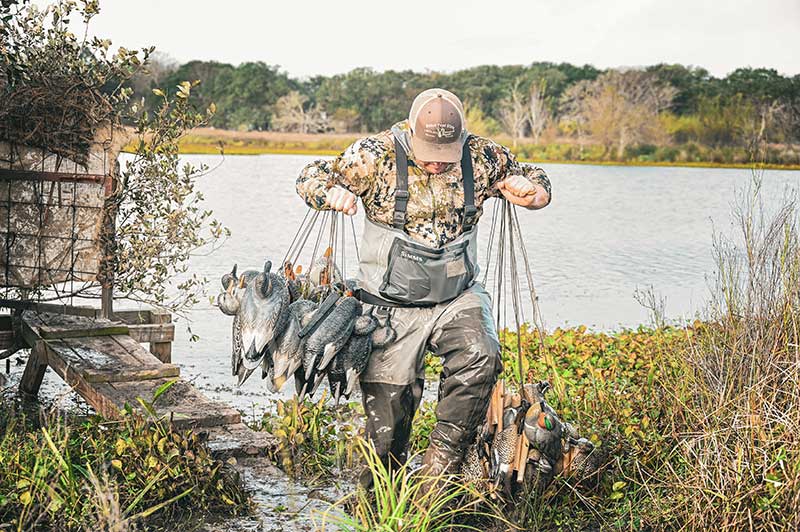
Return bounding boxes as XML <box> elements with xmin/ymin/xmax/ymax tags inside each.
<box><xmin>51</xmin><ymin>0</ymin><xmax>800</xmax><ymax>78</ymax></box>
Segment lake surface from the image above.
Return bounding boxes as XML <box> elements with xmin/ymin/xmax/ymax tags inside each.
<box><xmin>161</xmin><ymin>154</ymin><xmax>800</xmax><ymax>416</ymax></box>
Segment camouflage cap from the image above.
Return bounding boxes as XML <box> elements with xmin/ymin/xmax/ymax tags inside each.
<box><xmin>408</xmin><ymin>88</ymin><xmax>466</xmax><ymax>163</ymax></box>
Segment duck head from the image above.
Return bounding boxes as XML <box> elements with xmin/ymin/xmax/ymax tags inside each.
<box><xmin>217</xmin><ymin>264</ymin><xmax>243</xmax><ymax>315</ymax></box>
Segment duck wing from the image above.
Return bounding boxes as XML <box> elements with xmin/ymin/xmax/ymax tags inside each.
<box><xmin>303</xmin><ymin>296</ymin><xmax>360</xmax><ymax>380</ymax></box>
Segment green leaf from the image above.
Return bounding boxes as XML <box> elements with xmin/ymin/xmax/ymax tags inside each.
<box><xmin>152</xmin><ymin>88</ymin><xmax>165</xmax><ymax>97</ymax></box>
<box><xmin>152</xmin><ymin>379</ymin><xmax>178</xmax><ymax>403</ymax></box>
<box><xmin>609</xmin><ymin>491</ymin><xmax>624</xmax><ymax>501</ymax></box>
<box><xmin>612</xmin><ymin>480</ymin><xmax>627</xmax><ymax>491</ymax></box>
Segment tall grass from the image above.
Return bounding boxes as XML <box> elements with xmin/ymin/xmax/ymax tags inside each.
<box><xmin>316</xmin><ymin>440</ymin><xmax>509</xmax><ymax>532</ymax></box>
<box><xmin>648</xmin><ymin>176</ymin><xmax>800</xmax><ymax>530</ymax></box>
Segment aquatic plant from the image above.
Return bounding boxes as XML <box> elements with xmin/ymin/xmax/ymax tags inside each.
<box><xmin>0</xmin><ymin>399</ymin><xmax>249</xmax><ymax>531</ymax></box>
<box><xmin>258</xmin><ymin>393</ymin><xmax>362</xmax><ymax>480</ymax></box>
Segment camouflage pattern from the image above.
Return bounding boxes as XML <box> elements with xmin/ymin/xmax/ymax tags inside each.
<box><xmin>296</xmin><ymin>120</ymin><xmax>551</xmax><ymax>248</ymax></box>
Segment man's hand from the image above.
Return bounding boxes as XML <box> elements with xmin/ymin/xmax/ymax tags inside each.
<box><xmin>496</xmin><ymin>175</ymin><xmax>549</xmax><ymax>209</ymax></box>
<box><xmin>325</xmin><ymin>186</ymin><xmax>358</xmax><ymax>215</ymax></box>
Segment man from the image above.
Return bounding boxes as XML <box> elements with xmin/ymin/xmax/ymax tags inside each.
<box><xmin>296</xmin><ymin>88</ymin><xmax>551</xmax><ymax>483</ymax></box>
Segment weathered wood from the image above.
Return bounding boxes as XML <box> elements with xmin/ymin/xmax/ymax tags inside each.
<box><xmin>48</xmin><ymin>336</ymin><xmax>179</xmax><ymax>384</ymax></box>
<box><xmin>94</xmin><ymin>378</ymin><xmax>242</xmax><ymax>429</ymax></box>
<box><xmin>149</xmin><ymin>342</ymin><xmax>172</xmax><ymax>364</ymax></box>
<box><xmin>23</xmin><ymin>311</ymin><xmax>128</xmax><ymax>339</ymax></box>
<box><xmin>19</xmin><ymin>342</ymin><xmax>48</xmax><ymax>397</ymax></box>
<box><xmin>127</xmin><ymin>323</ymin><xmax>175</xmax><ymax>344</ymax></box>
<box><xmin>202</xmin><ymin>423</ymin><xmax>277</xmax><ymax>459</ymax></box>
<box><xmin>113</xmin><ymin>310</ymin><xmax>154</xmax><ymax>325</ymax></box>
<box><xmin>0</xmin><ymin>299</ymin><xmax>97</xmax><ymax>317</ymax></box>
<box><xmin>0</xmin><ymin>331</ymin><xmax>13</xmax><ymax>350</ymax></box>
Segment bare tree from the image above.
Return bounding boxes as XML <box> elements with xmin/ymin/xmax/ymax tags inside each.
<box><xmin>527</xmin><ymin>80</ymin><xmax>550</xmax><ymax>144</ymax></box>
<box><xmin>560</xmin><ymin>70</ymin><xmax>677</xmax><ymax>159</ymax></box>
<box><xmin>272</xmin><ymin>91</ymin><xmax>329</xmax><ymax>133</ymax></box>
<box><xmin>497</xmin><ymin>79</ymin><xmax>528</xmax><ymax>146</ymax></box>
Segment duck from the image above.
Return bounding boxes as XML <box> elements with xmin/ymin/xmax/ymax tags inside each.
<box><xmin>300</xmin><ymin>295</ymin><xmax>361</xmax><ymax>398</ymax></box>
<box><xmin>217</xmin><ymin>264</ymin><xmax>262</xmax><ymax>383</ymax></box>
<box><xmin>270</xmin><ymin>298</ymin><xmax>318</xmax><ymax>392</ymax></box>
<box><xmin>235</xmin><ymin>261</ymin><xmax>291</xmax><ymax>384</ymax></box>
<box><xmin>488</xmin><ymin>405</ymin><xmax>525</xmax><ymax>494</ymax></box>
<box><xmin>327</xmin><ymin>307</ymin><xmax>379</xmax><ymax>403</ymax></box>
<box><xmin>522</xmin><ymin>382</ymin><xmax>564</xmax><ymax>485</ymax></box>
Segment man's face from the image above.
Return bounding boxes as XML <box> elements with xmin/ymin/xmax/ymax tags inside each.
<box><xmin>419</xmin><ymin>161</ymin><xmax>450</xmax><ymax>174</ymax></box>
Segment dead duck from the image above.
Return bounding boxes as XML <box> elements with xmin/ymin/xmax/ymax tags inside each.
<box><xmin>270</xmin><ymin>298</ymin><xmax>318</xmax><ymax>392</ymax></box>
<box><xmin>301</xmin><ymin>295</ymin><xmax>361</xmax><ymax>398</ymax></box>
<box><xmin>217</xmin><ymin>264</ymin><xmax>261</xmax><ymax>316</ymax></box>
<box><xmin>522</xmin><ymin>382</ymin><xmax>564</xmax><ymax>484</ymax></box>
<box><xmin>327</xmin><ymin>307</ymin><xmax>379</xmax><ymax>403</ymax></box>
<box><xmin>488</xmin><ymin>405</ymin><xmax>525</xmax><ymax>494</ymax></box>
<box><xmin>236</xmin><ymin>261</ymin><xmax>291</xmax><ymax>383</ymax></box>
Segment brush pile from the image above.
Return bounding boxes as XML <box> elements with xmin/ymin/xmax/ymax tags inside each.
<box><xmin>0</xmin><ymin>2</ymin><xmax>148</xmax><ymax>165</ymax></box>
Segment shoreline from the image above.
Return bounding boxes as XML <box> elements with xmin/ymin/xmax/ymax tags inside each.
<box><xmin>169</xmin><ymin>143</ymin><xmax>800</xmax><ymax>171</ymax></box>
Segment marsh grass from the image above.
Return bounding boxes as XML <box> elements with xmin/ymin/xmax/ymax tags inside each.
<box><xmin>316</xmin><ymin>440</ymin><xmax>510</xmax><ymax>532</ymax></box>
<box><xmin>0</xmin><ymin>397</ymin><xmax>249</xmax><ymax>531</ymax></box>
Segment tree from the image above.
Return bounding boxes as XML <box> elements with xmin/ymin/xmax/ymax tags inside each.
<box><xmin>497</xmin><ymin>79</ymin><xmax>529</xmax><ymax>145</ymax></box>
<box><xmin>560</xmin><ymin>69</ymin><xmax>677</xmax><ymax>159</ymax></box>
<box><xmin>272</xmin><ymin>90</ymin><xmax>329</xmax><ymax>133</ymax></box>
<box><xmin>527</xmin><ymin>80</ymin><xmax>550</xmax><ymax>144</ymax></box>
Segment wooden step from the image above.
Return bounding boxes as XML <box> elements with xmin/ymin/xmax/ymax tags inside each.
<box><xmin>22</xmin><ymin>311</ymin><xmax>128</xmax><ymax>341</ymax></box>
<box><xmin>46</xmin><ymin>336</ymin><xmax>180</xmax><ymax>383</ymax></box>
<box><xmin>201</xmin><ymin>423</ymin><xmax>278</xmax><ymax>459</ymax></box>
<box><xmin>93</xmin><ymin>378</ymin><xmax>242</xmax><ymax>429</ymax></box>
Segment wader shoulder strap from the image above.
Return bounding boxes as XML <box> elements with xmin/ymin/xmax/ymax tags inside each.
<box><xmin>461</xmin><ymin>135</ymin><xmax>478</xmax><ymax>231</ymax></box>
<box><xmin>393</xmin><ymin>135</ymin><xmax>477</xmax><ymax>231</ymax></box>
<box><xmin>393</xmin><ymin>137</ymin><xmax>410</xmax><ymax>229</ymax></box>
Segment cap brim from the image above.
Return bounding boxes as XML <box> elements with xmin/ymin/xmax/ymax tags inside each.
<box><xmin>410</xmin><ymin>136</ymin><xmax>462</xmax><ymax>164</ymax></box>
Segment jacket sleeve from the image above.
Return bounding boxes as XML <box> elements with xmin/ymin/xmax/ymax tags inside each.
<box><xmin>295</xmin><ymin>137</ymin><xmax>381</xmax><ymax>210</ymax></box>
<box><xmin>488</xmin><ymin>142</ymin><xmax>552</xmax><ymax>206</ymax></box>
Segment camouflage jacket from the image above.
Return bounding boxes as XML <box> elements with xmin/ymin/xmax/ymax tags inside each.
<box><xmin>296</xmin><ymin>120</ymin><xmax>551</xmax><ymax>248</ymax></box>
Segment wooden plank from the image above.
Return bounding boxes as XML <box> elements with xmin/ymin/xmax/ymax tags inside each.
<box><xmin>0</xmin><ymin>330</ymin><xmax>13</xmax><ymax>350</ymax></box>
<box><xmin>22</xmin><ymin>311</ymin><xmax>128</xmax><ymax>339</ymax></box>
<box><xmin>113</xmin><ymin>310</ymin><xmax>154</xmax><ymax>325</ymax></box>
<box><xmin>52</xmin><ymin>337</ymin><xmax>179</xmax><ymax>383</ymax></box>
<box><xmin>127</xmin><ymin>323</ymin><xmax>174</xmax><ymax>344</ymax></box>
<box><xmin>149</xmin><ymin>342</ymin><xmax>172</xmax><ymax>364</ymax></box>
<box><xmin>0</xmin><ymin>168</ymin><xmax>107</xmax><ymax>183</ymax></box>
<box><xmin>0</xmin><ymin>299</ymin><xmax>97</xmax><ymax>317</ymax></box>
<box><xmin>19</xmin><ymin>342</ymin><xmax>48</xmax><ymax>397</ymax></box>
<box><xmin>95</xmin><ymin>378</ymin><xmax>242</xmax><ymax>429</ymax></box>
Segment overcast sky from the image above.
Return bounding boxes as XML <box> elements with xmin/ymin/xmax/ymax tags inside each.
<box><xmin>71</xmin><ymin>0</ymin><xmax>800</xmax><ymax>78</ymax></box>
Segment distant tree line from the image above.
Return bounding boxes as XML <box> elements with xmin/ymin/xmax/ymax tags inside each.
<box><xmin>132</xmin><ymin>59</ymin><xmax>800</xmax><ymax>161</ymax></box>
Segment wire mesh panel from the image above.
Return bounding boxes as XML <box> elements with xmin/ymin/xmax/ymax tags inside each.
<box><xmin>0</xmin><ymin>141</ymin><xmax>112</xmax><ymax>291</ymax></box>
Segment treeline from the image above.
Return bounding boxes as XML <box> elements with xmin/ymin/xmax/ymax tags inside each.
<box><xmin>133</xmin><ymin>59</ymin><xmax>800</xmax><ymax>164</ymax></box>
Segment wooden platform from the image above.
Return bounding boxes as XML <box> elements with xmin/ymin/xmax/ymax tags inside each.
<box><xmin>14</xmin><ymin>310</ymin><xmax>274</xmax><ymax>458</ymax></box>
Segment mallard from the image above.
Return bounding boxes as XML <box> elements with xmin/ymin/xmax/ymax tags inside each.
<box><xmin>236</xmin><ymin>261</ymin><xmax>291</xmax><ymax>384</ymax></box>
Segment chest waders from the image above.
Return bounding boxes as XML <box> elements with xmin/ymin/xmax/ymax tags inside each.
<box><xmin>356</xmin><ymin>134</ymin><xmax>480</xmax><ymax>307</ymax></box>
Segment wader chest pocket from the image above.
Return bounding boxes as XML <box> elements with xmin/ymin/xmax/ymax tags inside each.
<box><xmin>379</xmin><ymin>237</ymin><xmax>475</xmax><ymax>305</ymax></box>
